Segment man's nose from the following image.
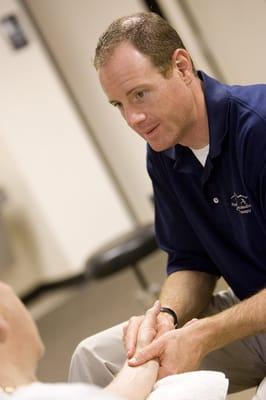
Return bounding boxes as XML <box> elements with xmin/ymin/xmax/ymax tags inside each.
<box><xmin>125</xmin><ymin>108</ymin><xmax>146</xmax><ymax>128</ymax></box>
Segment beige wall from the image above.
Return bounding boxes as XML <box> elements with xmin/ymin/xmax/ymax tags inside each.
<box><xmin>159</xmin><ymin>0</ymin><xmax>266</xmax><ymax>84</ymax></box>
<box><xmin>0</xmin><ymin>0</ymin><xmax>133</xmax><ymax>295</ymax></box>
<box><xmin>185</xmin><ymin>0</ymin><xmax>266</xmax><ymax>84</ymax></box>
<box><xmin>24</xmin><ymin>0</ymin><xmax>154</xmax><ymax>224</ymax></box>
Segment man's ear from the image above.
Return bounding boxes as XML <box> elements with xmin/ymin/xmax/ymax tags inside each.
<box><xmin>171</xmin><ymin>49</ymin><xmax>193</xmax><ymax>83</ymax></box>
<box><xmin>0</xmin><ymin>316</ymin><xmax>8</xmax><ymax>342</ymax></box>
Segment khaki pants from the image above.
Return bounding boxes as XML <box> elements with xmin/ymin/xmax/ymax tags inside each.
<box><xmin>69</xmin><ymin>290</ymin><xmax>266</xmax><ymax>395</ymax></box>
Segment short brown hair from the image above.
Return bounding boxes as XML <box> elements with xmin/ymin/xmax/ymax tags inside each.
<box><xmin>94</xmin><ymin>12</ymin><xmax>195</xmax><ymax>76</ymax></box>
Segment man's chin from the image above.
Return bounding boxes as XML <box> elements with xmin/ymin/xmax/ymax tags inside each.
<box><xmin>148</xmin><ymin>141</ymin><xmax>173</xmax><ymax>152</ymax></box>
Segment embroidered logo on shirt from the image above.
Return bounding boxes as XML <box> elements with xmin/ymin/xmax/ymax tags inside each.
<box><xmin>230</xmin><ymin>193</ymin><xmax>251</xmax><ymax>214</ymax></box>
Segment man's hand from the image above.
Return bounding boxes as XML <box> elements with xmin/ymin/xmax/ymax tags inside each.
<box><xmin>123</xmin><ymin>308</ymin><xmax>175</xmax><ymax>359</ymax></box>
<box><xmin>128</xmin><ymin>320</ymin><xmax>206</xmax><ymax>379</ymax></box>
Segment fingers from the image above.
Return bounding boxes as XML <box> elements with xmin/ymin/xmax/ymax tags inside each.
<box><xmin>137</xmin><ymin>300</ymin><xmax>161</xmax><ymax>347</ymax></box>
<box><xmin>124</xmin><ymin>315</ymin><xmax>144</xmax><ymax>358</ymax></box>
<box><xmin>128</xmin><ymin>338</ymin><xmax>161</xmax><ymax>367</ymax></box>
<box><xmin>141</xmin><ymin>300</ymin><xmax>161</xmax><ymax>333</ymax></box>
<box><xmin>124</xmin><ymin>301</ymin><xmax>161</xmax><ymax>359</ymax></box>
<box><xmin>156</xmin><ymin>312</ymin><xmax>175</xmax><ymax>339</ymax></box>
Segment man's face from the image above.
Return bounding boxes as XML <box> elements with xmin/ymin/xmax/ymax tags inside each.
<box><xmin>99</xmin><ymin>42</ymin><xmax>197</xmax><ymax>151</ymax></box>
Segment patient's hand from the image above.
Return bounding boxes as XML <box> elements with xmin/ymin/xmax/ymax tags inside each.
<box><xmin>129</xmin><ymin>318</ymin><xmax>205</xmax><ymax>379</ymax></box>
<box><xmin>105</xmin><ymin>301</ymin><xmax>161</xmax><ymax>400</ymax></box>
<box><xmin>123</xmin><ymin>303</ymin><xmax>174</xmax><ymax>359</ymax></box>
<box><xmin>135</xmin><ymin>300</ymin><xmax>161</xmax><ymax>352</ymax></box>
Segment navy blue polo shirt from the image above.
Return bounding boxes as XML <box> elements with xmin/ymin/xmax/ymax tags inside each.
<box><xmin>147</xmin><ymin>71</ymin><xmax>266</xmax><ymax>300</ymax></box>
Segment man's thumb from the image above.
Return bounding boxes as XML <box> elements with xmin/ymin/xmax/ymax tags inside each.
<box><xmin>128</xmin><ymin>343</ymin><xmax>157</xmax><ymax>366</ymax></box>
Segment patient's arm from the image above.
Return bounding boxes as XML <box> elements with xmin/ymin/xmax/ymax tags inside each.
<box><xmin>104</xmin><ymin>301</ymin><xmax>160</xmax><ymax>400</ymax></box>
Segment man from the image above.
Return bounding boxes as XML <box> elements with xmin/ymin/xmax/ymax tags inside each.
<box><xmin>69</xmin><ymin>12</ymin><xmax>266</xmax><ymax>396</ymax></box>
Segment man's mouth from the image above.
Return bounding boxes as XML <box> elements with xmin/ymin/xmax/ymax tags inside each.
<box><xmin>144</xmin><ymin>124</ymin><xmax>160</xmax><ymax>136</ymax></box>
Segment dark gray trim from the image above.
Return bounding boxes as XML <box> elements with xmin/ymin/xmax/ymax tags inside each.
<box><xmin>21</xmin><ymin>273</ymin><xmax>87</xmax><ymax>304</ymax></box>
<box><xmin>142</xmin><ymin>0</ymin><xmax>165</xmax><ymax>17</ymax></box>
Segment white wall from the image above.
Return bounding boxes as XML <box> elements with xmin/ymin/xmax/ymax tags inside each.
<box><xmin>0</xmin><ymin>137</ymin><xmax>41</xmax><ymax>294</ymax></box>
<box><xmin>0</xmin><ymin>0</ymin><xmax>133</xmax><ymax>295</ymax></box>
<box><xmin>24</xmin><ymin>0</ymin><xmax>154</xmax><ymax>224</ymax></box>
<box><xmin>186</xmin><ymin>0</ymin><xmax>266</xmax><ymax>83</ymax></box>
<box><xmin>159</xmin><ymin>0</ymin><xmax>266</xmax><ymax>84</ymax></box>
<box><xmin>157</xmin><ymin>0</ymin><xmax>216</xmax><ymax>76</ymax></box>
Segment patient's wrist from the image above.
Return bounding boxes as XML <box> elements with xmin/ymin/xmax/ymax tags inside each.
<box><xmin>105</xmin><ymin>359</ymin><xmax>159</xmax><ymax>400</ymax></box>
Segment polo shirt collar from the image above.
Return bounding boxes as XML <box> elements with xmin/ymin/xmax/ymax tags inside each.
<box><xmin>200</xmin><ymin>71</ymin><xmax>230</xmax><ymax>159</ymax></box>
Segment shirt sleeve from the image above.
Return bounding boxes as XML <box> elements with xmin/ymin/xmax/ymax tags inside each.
<box><xmin>147</xmin><ymin>147</ymin><xmax>220</xmax><ymax>277</ymax></box>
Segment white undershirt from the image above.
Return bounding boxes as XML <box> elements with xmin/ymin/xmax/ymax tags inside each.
<box><xmin>190</xmin><ymin>144</ymin><xmax>209</xmax><ymax>167</ymax></box>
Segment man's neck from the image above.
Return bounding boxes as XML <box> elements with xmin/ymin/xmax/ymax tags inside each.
<box><xmin>179</xmin><ymin>78</ymin><xmax>209</xmax><ymax>149</ymax></box>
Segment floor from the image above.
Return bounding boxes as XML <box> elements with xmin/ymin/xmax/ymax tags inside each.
<box><xmin>30</xmin><ymin>250</ymin><xmax>256</xmax><ymax>399</ymax></box>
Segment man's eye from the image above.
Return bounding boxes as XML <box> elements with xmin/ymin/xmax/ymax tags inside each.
<box><xmin>135</xmin><ymin>91</ymin><xmax>145</xmax><ymax>99</ymax></box>
<box><xmin>113</xmin><ymin>102</ymin><xmax>121</xmax><ymax>108</ymax></box>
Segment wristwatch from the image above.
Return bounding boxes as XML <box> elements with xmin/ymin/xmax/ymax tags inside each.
<box><xmin>160</xmin><ymin>306</ymin><xmax>179</xmax><ymax>328</ymax></box>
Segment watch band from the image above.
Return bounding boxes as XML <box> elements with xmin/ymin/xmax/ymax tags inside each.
<box><xmin>160</xmin><ymin>306</ymin><xmax>179</xmax><ymax>328</ymax></box>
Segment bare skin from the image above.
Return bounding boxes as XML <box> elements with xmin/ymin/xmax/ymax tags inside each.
<box><xmin>106</xmin><ymin>301</ymin><xmax>160</xmax><ymax>400</ymax></box>
<box><xmin>0</xmin><ymin>282</ymin><xmax>44</xmax><ymax>389</ymax></box>
<box><xmin>123</xmin><ymin>270</ymin><xmax>216</xmax><ymax>359</ymax></box>
<box><xmin>129</xmin><ymin>289</ymin><xmax>266</xmax><ymax>379</ymax></box>
<box><xmin>99</xmin><ymin>42</ymin><xmax>209</xmax><ymax>152</ymax></box>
